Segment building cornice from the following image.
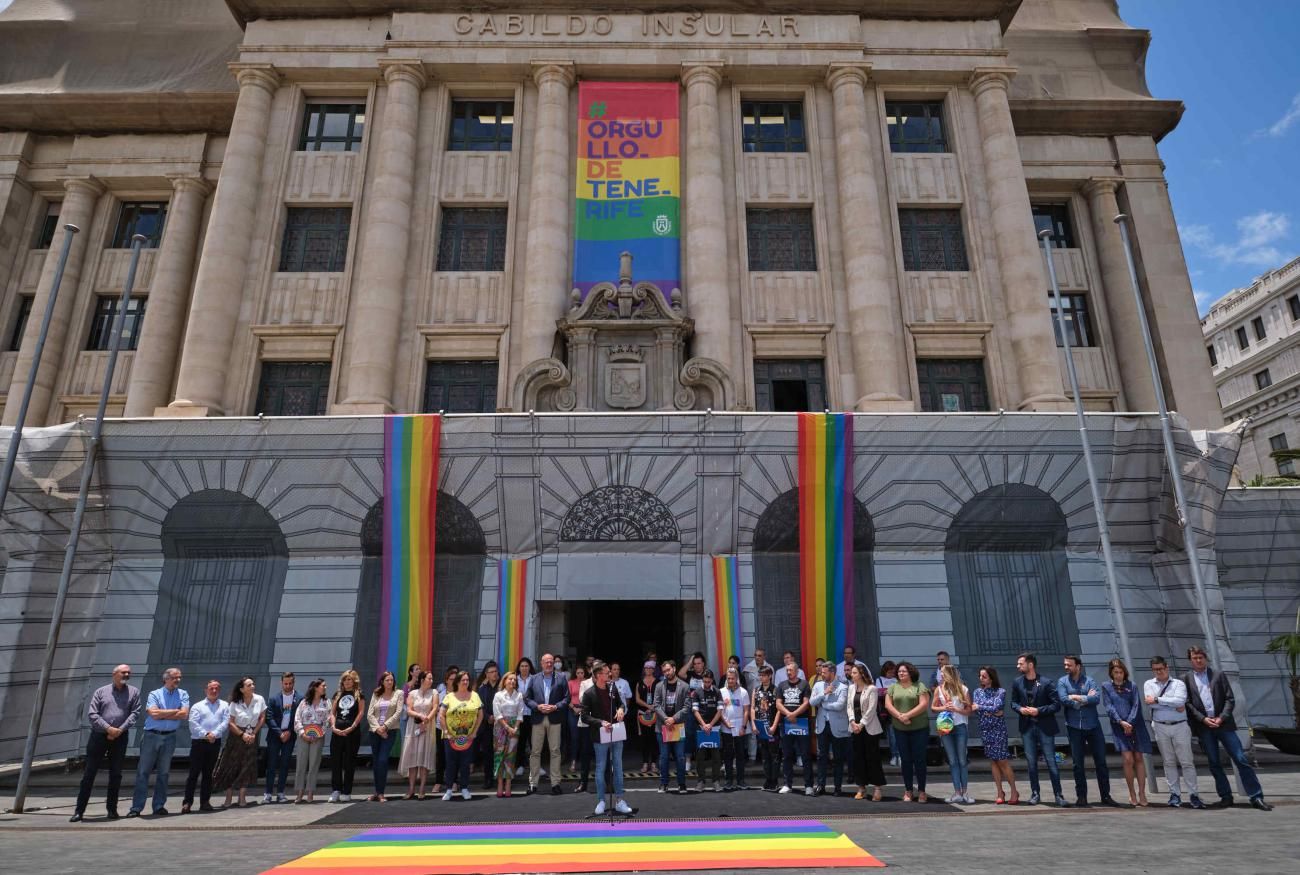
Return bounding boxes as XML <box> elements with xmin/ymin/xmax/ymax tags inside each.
<box><xmin>0</xmin><ymin>93</ymin><xmax>237</xmax><ymax>135</ymax></box>
<box><xmin>1008</xmin><ymin>98</ymin><xmax>1184</xmax><ymax>142</ymax></box>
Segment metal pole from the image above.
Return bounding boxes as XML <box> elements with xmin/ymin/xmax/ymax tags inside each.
<box><xmin>1041</xmin><ymin>230</ymin><xmax>1157</xmax><ymax>792</ymax></box>
<box><xmin>0</xmin><ymin>224</ymin><xmax>81</xmax><ymax>515</ymax></box>
<box><xmin>11</xmin><ymin>234</ymin><xmax>148</xmax><ymax>814</ymax></box>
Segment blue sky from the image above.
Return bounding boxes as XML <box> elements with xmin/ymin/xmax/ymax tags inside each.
<box><xmin>1120</xmin><ymin>1</ymin><xmax>1299</xmax><ymax>314</ymax></box>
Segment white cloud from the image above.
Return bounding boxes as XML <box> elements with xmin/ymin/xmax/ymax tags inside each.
<box><xmin>1181</xmin><ymin>211</ymin><xmax>1293</xmax><ymax>269</ymax></box>
<box><xmin>1193</xmin><ymin>288</ymin><xmax>1216</xmax><ymax>314</ymax></box>
<box><xmin>1260</xmin><ymin>92</ymin><xmax>1300</xmax><ymax>139</ymax></box>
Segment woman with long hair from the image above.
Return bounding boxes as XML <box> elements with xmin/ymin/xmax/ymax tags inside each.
<box><xmin>328</xmin><ymin>669</ymin><xmax>365</xmax><ymax>803</ymax></box>
<box><xmin>750</xmin><ymin>665</ymin><xmax>781</xmax><ymax>791</ymax></box>
<box><xmin>885</xmin><ymin>661</ymin><xmax>930</xmax><ymax>803</ymax></box>
<box><xmin>367</xmin><ymin>671</ymin><xmax>404</xmax><ymax>802</ymax></box>
<box><xmin>213</xmin><ymin>676</ymin><xmax>265</xmax><ymax>808</ymax></box>
<box><xmin>567</xmin><ymin>665</ymin><xmax>587</xmax><ymax>771</ymax></box>
<box><xmin>1102</xmin><ymin>657</ymin><xmax>1150</xmax><ymax>807</ymax></box>
<box><xmin>293</xmin><ymin>679</ymin><xmax>329</xmax><ymax>803</ymax></box>
<box><xmin>492</xmin><ymin>671</ymin><xmax>525</xmax><ymax>797</ymax></box>
<box><xmin>931</xmin><ymin>664</ymin><xmax>973</xmax><ymax>804</ymax></box>
<box><xmin>399</xmin><ymin>670</ymin><xmax>438</xmax><ymax>799</ymax></box>
<box><xmin>972</xmin><ymin>665</ymin><xmax>1017</xmax><ymax>804</ymax></box>
<box><xmin>848</xmin><ymin>664</ymin><xmax>886</xmax><ymax>801</ymax></box>
<box><xmin>439</xmin><ymin>670</ymin><xmax>484</xmax><ymax>801</ymax></box>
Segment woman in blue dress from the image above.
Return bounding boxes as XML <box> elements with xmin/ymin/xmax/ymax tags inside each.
<box><xmin>971</xmin><ymin>665</ymin><xmax>1018</xmax><ymax>805</ymax></box>
<box><xmin>1102</xmin><ymin>657</ymin><xmax>1150</xmax><ymax>807</ymax></box>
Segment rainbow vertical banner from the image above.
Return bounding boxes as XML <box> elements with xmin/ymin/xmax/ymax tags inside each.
<box><xmin>574</xmin><ymin>81</ymin><xmax>680</xmax><ymax>296</ymax></box>
<box><xmin>797</xmin><ymin>412</ymin><xmax>855</xmax><ymax>665</ymax></box>
<box><xmin>379</xmin><ymin>415</ymin><xmax>440</xmax><ymax>675</ymax></box>
<box><xmin>496</xmin><ymin>558</ymin><xmax>529</xmax><ymax>671</ymax></box>
<box><xmin>711</xmin><ymin>555</ymin><xmax>742</xmax><ymax>670</ymax></box>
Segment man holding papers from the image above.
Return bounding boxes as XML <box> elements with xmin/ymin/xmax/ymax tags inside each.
<box><xmin>582</xmin><ymin>661</ymin><xmax>632</xmax><ymax>816</ymax></box>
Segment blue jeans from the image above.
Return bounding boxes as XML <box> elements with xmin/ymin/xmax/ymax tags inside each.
<box><xmin>131</xmin><ymin>730</ymin><xmax>177</xmax><ymax>813</ymax></box>
<box><xmin>940</xmin><ymin>723</ymin><xmax>969</xmax><ymax>791</ymax></box>
<box><xmin>1022</xmin><ymin>725</ymin><xmax>1063</xmax><ymax>798</ymax></box>
<box><xmin>1195</xmin><ymin>725</ymin><xmax>1263</xmax><ymax>801</ymax></box>
<box><xmin>594</xmin><ymin>740</ymin><xmax>625</xmax><ymax>800</ymax></box>
<box><xmin>1066</xmin><ymin>723</ymin><xmax>1111</xmax><ymax>801</ymax></box>
<box><xmin>895</xmin><ymin>727</ymin><xmax>928</xmax><ymax>793</ymax></box>
<box><xmin>816</xmin><ymin>727</ymin><xmax>850</xmax><ymax>792</ymax></box>
<box><xmin>265</xmin><ymin>729</ymin><xmax>296</xmax><ymax>796</ymax></box>
<box><xmin>371</xmin><ymin>730</ymin><xmax>398</xmax><ymax>795</ymax></box>
<box><xmin>659</xmin><ymin>737</ymin><xmax>686</xmax><ymax>789</ymax></box>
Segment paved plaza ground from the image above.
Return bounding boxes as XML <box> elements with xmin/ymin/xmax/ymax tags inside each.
<box><xmin>3</xmin><ymin>752</ymin><xmax>1299</xmax><ymax>874</ymax></box>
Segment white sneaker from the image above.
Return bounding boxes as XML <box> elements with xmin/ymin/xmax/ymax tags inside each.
<box><xmin>614</xmin><ymin>799</ymin><xmax>632</xmax><ymax>814</ymax></box>
<box><xmin>593</xmin><ymin>800</ymin><xmax>607</xmax><ymax>815</ymax></box>
<box><xmin>685</xmin><ymin>758</ymin><xmax>693</xmax><ymax>771</ymax></box>
<box><xmin>263</xmin><ymin>793</ymin><xmax>273</xmax><ymax>804</ymax></box>
<box><xmin>804</xmin><ymin>786</ymin><xmax>814</xmax><ymax>797</ymax></box>
<box><xmin>276</xmin><ymin>794</ymin><xmax>288</xmax><ymax>804</ymax></box>
<box><xmin>460</xmin><ymin>789</ymin><xmax>472</xmax><ymax>801</ymax></box>
<box><xmin>947</xmin><ymin>793</ymin><xmax>960</xmax><ymax>803</ymax></box>
<box><xmin>778</xmin><ymin>785</ymin><xmax>791</xmax><ymax>794</ymax></box>
<box><xmin>328</xmin><ymin>791</ymin><xmax>340</xmax><ymax>803</ymax></box>
<box><xmin>441</xmin><ymin>790</ymin><xmax>453</xmax><ymax>801</ymax></box>
<box><xmin>964</xmin><ymin>794</ymin><xmax>976</xmax><ymax>804</ymax></box>
<box><xmin>340</xmin><ymin>794</ymin><xmax>351</xmax><ymax>803</ymax></box>
<box><xmin>515</xmin><ymin>766</ymin><xmax>525</xmax><ymax>777</ymax></box>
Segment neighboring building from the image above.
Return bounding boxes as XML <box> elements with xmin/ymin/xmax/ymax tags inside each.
<box><xmin>0</xmin><ymin>0</ymin><xmax>1221</xmax><ymax>425</ymax></box>
<box><xmin>1202</xmin><ymin>255</ymin><xmax>1300</xmax><ymax>481</ymax></box>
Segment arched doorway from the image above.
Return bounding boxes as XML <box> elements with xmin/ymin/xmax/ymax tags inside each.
<box><xmin>752</xmin><ymin>489</ymin><xmax>878</xmax><ymax>668</ymax></box>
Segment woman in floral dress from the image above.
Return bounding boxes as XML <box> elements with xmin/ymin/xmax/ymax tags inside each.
<box><xmin>492</xmin><ymin>672</ymin><xmax>524</xmax><ymax>796</ymax></box>
<box><xmin>971</xmin><ymin>665</ymin><xmax>1018</xmax><ymax>804</ymax></box>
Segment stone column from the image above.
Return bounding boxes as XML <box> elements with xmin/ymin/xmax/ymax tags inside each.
<box><xmin>680</xmin><ymin>62</ymin><xmax>734</xmax><ymax>379</ymax></box>
<box><xmin>124</xmin><ymin>176</ymin><xmax>210</xmax><ymax>417</ymax></box>
<box><xmin>338</xmin><ymin>59</ymin><xmax>427</xmax><ymax>413</ymax></box>
<box><xmin>3</xmin><ymin>177</ymin><xmax>103</xmax><ymax>426</ymax></box>
<box><xmin>169</xmin><ymin>63</ymin><xmax>279</xmax><ymax>416</ymax></box>
<box><xmin>518</xmin><ymin>61</ymin><xmax>575</xmax><ymax>367</ymax></box>
<box><xmin>970</xmin><ymin>68</ymin><xmax>1068</xmax><ymax>409</ymax></box>
<box><xmin>1083</xmin><ymin>177</ymin><xmax>1158</xmax><ymax>412</ymax></box>
<box><xmin>827</xmin><ymin>64</ymin><xmax>909</xmax><ymax>410</ymax></box>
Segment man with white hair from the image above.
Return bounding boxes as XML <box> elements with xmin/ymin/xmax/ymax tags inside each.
<box><xmin>71</xmin><ymin>664</ymin><xmax>140</xmax><ymax>822</ymax></box>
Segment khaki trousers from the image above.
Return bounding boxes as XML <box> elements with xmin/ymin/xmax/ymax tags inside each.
<box><xmin>529</xmin><ymin>714</ymin><xmax>563</xmax><ymax>789</ymax></box>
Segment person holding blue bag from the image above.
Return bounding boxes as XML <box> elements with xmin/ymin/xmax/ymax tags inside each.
<box><xmin>931</xmin><ymin>665</ymin><xmax>974</xmax><ymax>804</ymax></box>
<box><xmin>776</xmin><ymin>661</ymin><xmax>813</xmax><ymax>795</ymax></box>
<box><xmin>691</xmin><ymin>670</ymin><xmax>723</xmax><ymax>791</ymax></box>
<box><xmin>751</xmin><ymin>666</ymin><xmax>782</xmax><ymax>791</ymax></box>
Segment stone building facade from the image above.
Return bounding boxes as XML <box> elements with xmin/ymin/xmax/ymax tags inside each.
<box><xmin>1202</xmin><ymin>255</ymin><xmax>1300</xmax><ymax>482</ymax></box>
<box><xmin>0</xmin><ymin>0</ymin><xmax>1221</xmax><ymax>426</ymax></box>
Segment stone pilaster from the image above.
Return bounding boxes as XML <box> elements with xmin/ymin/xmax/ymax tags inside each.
<box><xmin>124</xmin><ymin>175</ymin><xmax>210</xmax><ymax>417</ymax></box>
<box><xmin>1083</xmin><ymin>177</ymin><xmax>1158</xmax><ymax>412</ymax></box>
<box><xmin>970</xmin><ymin>68</ymin><xmax>1068</xmax><ymax>410</ymax></box>
<box><xmin>169</xmin><ymin>63</ymin><xmax>279</xmax><ymax>416</ymax></box>
<box><xmin>827</xmin><ymin>63</ymin><xmax>909</xmax><ymax>411</ymax></box>
<box><xmin>338</xmin><ymin>59</ymin><xmax>427</xmax><ymax>414</ymax></box>
<box><xmin>518</xmin><ymin>61</ymin><xmax>576</xmax><ymax>367</ymax></box>
<box><xmin>3</xmin><ymin>176</ymin><xmax>103</xmax><ymax>426</ymax></box>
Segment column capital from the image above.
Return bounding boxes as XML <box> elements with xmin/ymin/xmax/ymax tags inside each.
<box><xmin>167</xmin><ymin>175</ymin><xmax>213</xmax><ymax>198</ymax></box>
<box><xmin>969</xmin><ymin>66</ymin><xmax>1017</xmax><ymax>98</ymax></box>
<box><xmin>825</xmin><ymin>62</ymin><xmax>872</xmax><ymax>92</ymax></box>
<box><xmin>531</xmin><ymin>60</ymin><xmax>575</xmax><ymax>89</ymax></box>
<box><xmin>681</xmin><ymin>62</ymin><xmax>725</xmax><ymax>90</ymax></box>
<box><xmin>378</xmin><ymin>58</ymin><xmax>428</xmax><ymax>89</ymax></box>
<box><xmin>61</xmin><ymin>176</ymin><xmax>105</xmax><ymax>199</ymax></box>
<box><xmin>229</xmin><ymin>62</ymin><xmax>281</xmax><ymax>94</ymax></box>
<box><xmin>1082</xmin><ymin>177</ymin><xmax>1123</xmax><ymax>199</ymax></box>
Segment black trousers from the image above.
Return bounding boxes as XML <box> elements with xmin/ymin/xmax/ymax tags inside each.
<box><xmin>330</xmin><ymin>730</ymin><xmax>361</xmax><ymax>794</ymax></box>
<box><xmin>75</xmin><ymin>731</ymin><xmax>127</xmax><ymax>815</ymax></box>
<box><xmin>183</xmin><ymin>738</ymin><xmax>221</xmax><ymax>806</ymax></box>
<box><xmin>475</xmin><ymin>723</ymin><xmax>494</xmax><ymax>787</ymax></box>
<box><xmin>851</xmin><ymin>730</ymin><xmax>887</xmax><ymax>788</ymax></box>
<box><xmin>758</xmin><ymin>736</ymin><xmax>781</xmax><ymax>789</ymax></box>
<box><xmin>433</xmin><ymin>727</ymin><xmax>447</xmax><ymax>785</ymax></box>
<box><xmin>721</xmin><ymin>733</ymin><xmax>748</xmax><ymax>785</ymax></box>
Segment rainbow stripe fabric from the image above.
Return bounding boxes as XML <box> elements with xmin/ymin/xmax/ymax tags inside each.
<box><xmin>379</xmin><ymin>415</ymin><xmax>440</xmax><ymax>676</ymax></box>
<box><xmin>262</xmin><ymin>819</ymin><xmax>881</xmax><ymax>874</ymax></box>
<box><xmin>496</xmin><ymin>558</ymin><xmax>528</xmax><ymax>670</ymax></box>
<box><xmin>711</xmin><ymin>555</ymin><xmax>742</xmax><ymax>669</ymax></box>
<box><xmin>574</xmin><ymin>81</ymin><xmax>680</xmax><ymax>295</ymax></box>
<box><xmin>797</xmin><ymin>412</ymin><xmax>855</xmax><ymax>665</ymax></box>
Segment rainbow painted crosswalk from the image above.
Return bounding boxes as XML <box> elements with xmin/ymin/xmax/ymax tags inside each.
<box><xmin>262</xmin><ymin>819</ymin><xmax>882</xmax><ymax>874</ymax></box>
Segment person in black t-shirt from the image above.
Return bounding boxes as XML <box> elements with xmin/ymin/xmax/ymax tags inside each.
<box><xmin>776</xmin><ymin>662</ymin><xmax>813</xmax><ymax>794</ymax></box>
<box><xmin>751</xmin><ymin>665</ymin><xmax>782</xmax><ymax>791</ymax></box>
<box><xmin>691</xmin><ymin>670</ymin><xmax>723</xmax><ymax>791</ymax></box>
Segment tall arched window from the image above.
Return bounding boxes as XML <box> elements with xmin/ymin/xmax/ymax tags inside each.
<box><xmin>149</xmin><ymin>490</ymin><xmax>288</xmax><ymax>691</ymax></box>
<box><xmin>752</xmin><ymin>489</ymin><xmax>878</xmax><ymax>668</ymax></box>
<box><xmin>944</xmin><ymin>483</ymin><xmax>1080</xmax><ymax>670</ymax></box>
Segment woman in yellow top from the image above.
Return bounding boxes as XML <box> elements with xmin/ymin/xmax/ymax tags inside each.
<box><xmin>438</xmin><ymin>670</ymin><xmax>483</xmax><ymax>801</ymax></box>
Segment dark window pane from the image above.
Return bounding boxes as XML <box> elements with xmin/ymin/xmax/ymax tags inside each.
<box><xmin>436</xmin><ymin>208</ymin><xmax>509</xmax><ymax>271</ymax></box>
<box><xmin>86</xmin><ymin>295</ymin><xmax>146</xmax><ymax>351</ymax></box>
<box><xmin>299</xmin><ymin>103</ymin><xmax>366</xmax><ymax>152</ymax></box>
<box><xmin>422</xmin><ymin>360</ymin><xmax>499</xmax><ymax>413</ymax></box>
<box><xmin>1206</xmin><ymin>345</ymin><xmax>1217</xmax><ymax>367</ymax></box>
<box><xmin>746</xmin><ymin>208</ymin><xmax>817</xmax><ymax>271</ymax></box>
<box><xmin>886</xmin><ymin>100</ymin><xmax>948</xmax><ymax>153</ymax></box>
<box><xmin>917</xmin><ymin>359</ymin><xmax>989</xmax><ymax>412</ymax></box>
<box><xmin>111</xmin><ymin>202</ymin><xmax>168</xmax><ymax>249</ymax></box>
<box><xmin>899</xmin><ymin>208</ymin><xmax>969</xmax><ymax>271</ymax></box>
<box><xmin>1236</xmin><ymin>326</ymin><xmax>1249</xmax><ymax>350</ymax></box>
<box><xmin>1049</xmin><ymin>293</ymin><xmax>1094</xmax><ymax>348</ymax></box>
<box><xmin>1255</xmin><ymin>369</ymin><xmax>1272</xmax><ymax>390</ymax></box>
<box><xmin>753</xmin><ymin>359</ymin><xmax>826</xmax><ymax>412</ymax></box>
<box><xmin>448</xmin><ymin>100</ymin><xmax>514</xmax><ymax>152</ymax></box>
<box><xmin>34</xmin><ymin>205</ymin><xmax>60</xmax><ymax>249</ymax></box>
<box><xmin>9</xmin><ymin>295</ymin><xmax>34</xmax><ymax>351</ymax></box>
<box><xmin>740</xmin><ymin>100</ymin><xmax>807</xmax><ymax>153</ymax></box>
<box><xmin>1252</xmin><ymin>316</ymin><xmax>1266</xmax><ymax>340</ymax></box>
<box><xmin>256</xmin><ymin>362</ymin><xmax>331</xmax><ymax>416</ymax></box>
<box><xmin>279</xmin><ymin>207</ymin><xmax>351</xmax><ymax>272</ymax></box>
<box><xmin>1031</xmin><ymin>203</ymin><xmax>1075</xmax><ymax>248</ymax></box>
<box><xmin>1288</xmin><ymin>294</ymin><xmax>1300</xmax><ymax>321</ymax></box>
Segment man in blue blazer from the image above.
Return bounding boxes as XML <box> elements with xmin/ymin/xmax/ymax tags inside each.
<box><xmin>524</xmin><ymin>653</ymin><xmax>569</xmax><ymax>795</ymax></box>
<box><xmin>1011</xmin><ymin>652</ymin><xmax>1069</xmax><ymax>807</ymax></box>
<box><xmin>263</xmin><ymin>672</ymin><xmax>303</xmax><ymax>803</ymax></box>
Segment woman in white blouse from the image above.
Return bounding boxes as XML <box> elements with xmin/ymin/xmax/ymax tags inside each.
<box><xmin>367</xmin><ymin>671</ymin><xmax>405</xmax><ymax>802</ymax></box>
<box><xmin>492</xmin><ymin>672</ymin><xmax>524</xmax><ymax>797</ymax></box>
<box><xmin>398</xmin><ymin>670</ymin><xmax>439</xmax><ymax>799</ymax></box>
<box><xmin>293</xmin><ymin>679</ymin><xmax>330</xmax><ymax>803</ymax></box>
<box><xmin>213</xmin><ymin>676</ymin><xmax>266</xmax><ymax>808</ymax></box>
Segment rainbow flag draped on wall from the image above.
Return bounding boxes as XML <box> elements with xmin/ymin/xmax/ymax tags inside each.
<box><xmin>379</xmin><ymin>415</ymin><xmax>440</xmax><ymax>675</ymax></box>
<box><xmin>798</xmin><ymin>412</ymin><xmax>854</xmax><ymax>664</ymax></box>
<box><xmin>711</xmin><ymin>555</ymin><xmax>742</xmax><ymax>670</ymax></box>
<box><xmin>496</xmin><ymin>558</ymin><xmax>528</xmax><ymax>671</ymax></box>
<box><xmin>574</xmin><ymin>81</ymin><xmax>681</xmax><ymax>295</ymax></box>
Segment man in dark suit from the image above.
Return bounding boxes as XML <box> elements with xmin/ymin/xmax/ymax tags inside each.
<box><xmin>524</xmin><ymin>652</ymin><xmax>569</xmax><ymax>795</ymax></box>
<box><xmin>263</xmin><ymin>672</ymin><xmax>303</xmax><ymax>804</ymax></box>
<box><xmin>1010</xmin><ymin>652</ymin><xmax>1069</xmax><ymax>807</ymax></box>
<box><xmin>1182</xmin><ymin>646</ymin><xmax>1272</xmax><ymax>811</ymax></box>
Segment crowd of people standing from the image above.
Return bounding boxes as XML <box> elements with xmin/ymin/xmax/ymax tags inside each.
<box><xmin>70</xmin><ymin>644</ymin><xmax>1273</xmax><ymax>820</ymax></box>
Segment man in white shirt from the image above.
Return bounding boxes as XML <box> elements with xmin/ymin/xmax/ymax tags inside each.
<box><xmin>183</xmin><ymin>680</ymin><xmax>230</xmax><ymax>813</ymax></box>
<box><xmin>264</xmin><ymin>672</ymin><xmax>302</xmax><ymax>804</ymax></box>
<box><xmin>719</xmin><ymin>667</ymin><xmax>751</xmax><ymax>790</ymax></box>
<box><xmin>1143</xmin><ymin>656</ymin><xmax>1203</xmax><ymax>809</ymax></box>
<box><xmin>836</xmin><ymin>646</ymin><xmax>871</xmax><ymax>684</ymax></box>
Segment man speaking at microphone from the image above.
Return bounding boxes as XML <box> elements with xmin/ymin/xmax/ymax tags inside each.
<box><xmin>583</xmin><ymin>661</ymin><xmax>633</xmax><ymax>816</ymax></box>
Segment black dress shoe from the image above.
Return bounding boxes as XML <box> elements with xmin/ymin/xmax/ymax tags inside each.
<box><xmin>106</xmin><ymin>811</ymin><xmax>120</xmax><ymax>821</ymax></box>
<box><xmin>199</xmin><ymin>804</ymin><xmax>216</xmax><ymax>812</ymax></box>
<box><xmin>68</xmin><ymin>813</ymin><xmax>83</xmax><ymax>823</ymax></box>
<box><xmin>153</xmin><ymin>808</ymin><xmax>169</xmax><ymax>817</ymax></box>
<box><xmin>1075</xmin><ymin>799</ymin><xmax>1090</xmax><ymax>808</ymax></box>
<box><xmin>1250</xmin><ymin>796</ymin><xmax>1274</xmax><ymax>812</ymax></box>
<box><xmin>575</xmin><ymin>782</ymin><xmax>587</xmax><ymax>794</ymax></box>
<box><xmin>1213</xmin><ymin>797</ymin><xmax>1233</xmax><ymax>809</ymax></box>
<box><xmin>550</xmin><ymin>786</ymin><xmax>563</xmax><ymax>796</ymax></box>
<box><xmin>1100</xmin><ymin>797</ymin><xmax>1123</xmax><ymax>808</ymax></box>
